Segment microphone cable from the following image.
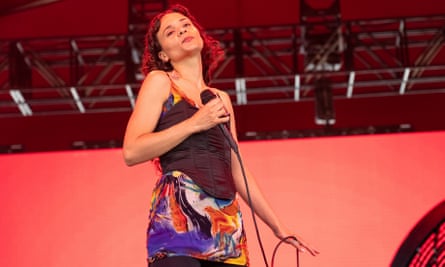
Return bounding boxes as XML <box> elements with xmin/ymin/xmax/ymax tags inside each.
<box><xmin>232</xmin><ymin>146</ymin><xmax>270</xmax><ymax>267</ymax></box>
<box><xmin>234</xmin><ymin>145</ymin><xmax>303</xmax><ymax>267</ymax></box>
<box><xmin>271</xmin><ymin>235</ymin><xmax>301</xmax><ymax>267</ymax></box>
<box><xmin>201</xmin><ymin>89</ymin><xmax>292</xmax><ymax>267</ymax></box>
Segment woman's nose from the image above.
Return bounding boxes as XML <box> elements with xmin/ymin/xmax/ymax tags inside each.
<box><xmin>178</xmin><ymin>28</ymin><xmax>187</xmax><ymax>36</ymax></box>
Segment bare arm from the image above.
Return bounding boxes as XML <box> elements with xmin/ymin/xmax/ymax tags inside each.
<box><xmin>216</xmin><ymin>90</ymin><xmax>319</xmax><ymax>256</ymax></box>
<box><xmin>123</xmin><ymin>71</ymin><xmax>230</xmax><ymax>166</ymax></box>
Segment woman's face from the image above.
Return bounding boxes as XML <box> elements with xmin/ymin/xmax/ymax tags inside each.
<box><xmin>156</xmin><ymin>12</ymin><xmax>203</xmax><ymax>64</ymax></box>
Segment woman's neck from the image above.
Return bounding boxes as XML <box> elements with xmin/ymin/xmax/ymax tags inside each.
<box><xmin>171</xmin><ymin>57</ymin><xmax>206</xmax><ymax>90</ymax></box>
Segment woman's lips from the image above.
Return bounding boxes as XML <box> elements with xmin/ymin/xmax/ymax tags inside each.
<box><xmin>182</xmin><ymin>36</ymin><xmax>194</xmax><ymax>43</ymax></box>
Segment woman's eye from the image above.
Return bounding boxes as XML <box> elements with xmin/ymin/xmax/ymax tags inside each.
<box><xmin>166</xmin><ymin>31</ymin><xmax>174</xmax><ymax>36</ymax></box>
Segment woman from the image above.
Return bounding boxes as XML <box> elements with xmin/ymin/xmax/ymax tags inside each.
<box><xmin>123</xmin><ymin>4</ymin><xmax>319</xmax><ymax>267</ymax></box>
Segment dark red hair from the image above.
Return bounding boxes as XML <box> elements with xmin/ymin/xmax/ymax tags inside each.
<box><xmin>141</xmin><ymin>4</ymin><xmax>224</xmax><ymax>83</ymax></box>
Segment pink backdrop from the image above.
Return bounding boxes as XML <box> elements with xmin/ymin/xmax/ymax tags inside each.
<box><xmin>1</xmin><ymin>131</ymin><xmax>444</xmax><ymax>267</ymax></box>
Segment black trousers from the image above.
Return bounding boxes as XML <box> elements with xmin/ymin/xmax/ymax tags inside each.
<box><xmin>149</xmin><ymin>256</ymin><xmax>247</xmax><ymax>267</ymax></box>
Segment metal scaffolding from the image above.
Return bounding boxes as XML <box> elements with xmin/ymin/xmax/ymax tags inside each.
<box><xmin>1</xmin><ymin>0</ymin><xmax>445</xmax><ymax>118</ymax></box>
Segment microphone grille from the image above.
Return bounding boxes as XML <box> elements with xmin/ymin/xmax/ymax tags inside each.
<box><xmin>200</xmin><ymin>89</ymin><xmax>217</xmax><ymax>104</ymax></box>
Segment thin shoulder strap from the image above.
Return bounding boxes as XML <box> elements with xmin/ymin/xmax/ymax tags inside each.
<box><xmin>166</xmin><ymin>72</ymin><xmax>198</xmax><ymax>107</ymax></box>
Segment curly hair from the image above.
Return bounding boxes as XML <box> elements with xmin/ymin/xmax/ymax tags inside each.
<box><xmin>141</xmin><ymin>4</ymin><xmax>224</xmax><ymax>83</ymax></box>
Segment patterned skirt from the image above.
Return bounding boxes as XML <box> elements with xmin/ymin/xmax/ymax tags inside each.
<box><xmin>147</xmin><ymin>171</ymin><xmax>249</xmax><ymax>266</ymax></box>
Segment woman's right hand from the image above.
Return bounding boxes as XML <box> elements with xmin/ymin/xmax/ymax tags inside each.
<box><xmin>188</xmin><ymin>96</ymin><xmax>230</xmax><ymax>132</ymax></box>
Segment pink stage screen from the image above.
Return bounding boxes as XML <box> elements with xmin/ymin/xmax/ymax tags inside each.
<box><xmin>1</xmin><ymin>131</ymin><xmax>444</xmax><ymax>267</ymax></box>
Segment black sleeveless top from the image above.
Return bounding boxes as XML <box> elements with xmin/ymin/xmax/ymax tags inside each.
<box><xmin>155</xmin><ymin>89</ymin><xmax>236</xmax><ymax>200</ymax></box>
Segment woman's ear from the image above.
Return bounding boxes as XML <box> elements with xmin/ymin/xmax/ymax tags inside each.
<box><xmin>158</xmin><ymin>51</ymin><xmax>169</xmax><ymax>63</ymax></box>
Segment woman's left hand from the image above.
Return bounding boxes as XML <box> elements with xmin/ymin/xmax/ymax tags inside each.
<box><xmin>275</xmin><ymin>229</ymin><xmax>320</xmax><ymax>256</ymax></box>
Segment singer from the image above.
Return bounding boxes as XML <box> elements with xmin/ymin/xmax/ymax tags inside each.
<box><xmin>122</xmin><ymin>4</ymin><xmax>319</xmax><ymax>267</ymax></box>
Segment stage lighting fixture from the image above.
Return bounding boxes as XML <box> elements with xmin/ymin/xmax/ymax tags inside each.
<box><xmin>314</xmin><ymin>77</ymin><xmax>335</xmax><ymax>125</ymax></box>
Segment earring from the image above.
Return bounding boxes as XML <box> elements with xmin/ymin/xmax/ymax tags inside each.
<box><xmin>158</xmin><ymin>52</ymin><xmax>168</xmax><ymax>63</ymax></box>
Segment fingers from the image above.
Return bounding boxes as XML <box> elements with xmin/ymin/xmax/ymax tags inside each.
<box><xmin>288</xmin><ymin>236</ymin><xmax>320</xmax><ymax>256</ymax></box>
<box><xmin>192</xmin><ymin>97</ymin><xmax>230</xmax><ymax>131</ymax></box>
<box><xmin>204</xmin><ymin>98</ymin><xmax>230</xmax><ymax>122</ymax></box>
<box><xmin>301</xmin><ymin>244</ymin><xmax>320</xmax><ymax>257</ymax></box>
<box><xmin>299</xmin><ymin>243</ymin><xmax>320</xmax><ymax>256</ymax></box>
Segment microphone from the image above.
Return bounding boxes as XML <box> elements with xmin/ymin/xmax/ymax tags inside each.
<box><xmin>200</xmin><ymin>89</ymin><xmax>239</xmax><ymax>153</ymax></box>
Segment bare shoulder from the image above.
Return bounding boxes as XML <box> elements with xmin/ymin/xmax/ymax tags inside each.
<box><xmin>212</xmin><ymin>88</ymin><xmax>232</xmax><ymax>105</ymax></box>
<box><xmin>146</xmin><ymin>70</ymin><xmax>171</xmax><ymax>83</ymax></box>
<box><xmin>139</xmin><ymin>70</ymin><xmax>171</xmax><ymax>100</ymax></box>
<box><xmin>143</xmin><ymin>70</ymin><xmax>171</xmax><ymax>90</ymax></box>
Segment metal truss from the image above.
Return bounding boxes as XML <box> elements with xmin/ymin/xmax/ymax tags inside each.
<box><xmin>210</xmin><ymin>15</ymin><xmax>445</xmax><ymax>103</ymax></box>
<box><xmin>1</xmin><ymin>6</ymin><xmax>445</xmax><ymax>118</ymax></box>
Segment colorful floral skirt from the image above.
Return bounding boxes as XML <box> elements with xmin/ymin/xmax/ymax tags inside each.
<box><xmin>147</xmin><ymin>171</ymin><xmax>249</xmax><ymax>266</ymax></box>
